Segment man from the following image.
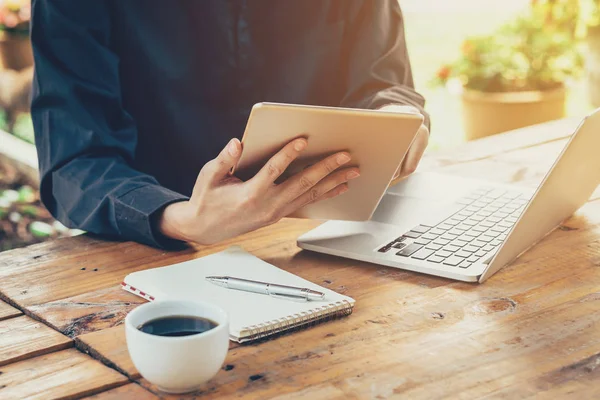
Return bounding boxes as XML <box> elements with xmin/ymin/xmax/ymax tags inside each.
<box><xmin>31</xmin><ymin>1</ymin><xmax>429</xmax><ymax>249</ymax></box>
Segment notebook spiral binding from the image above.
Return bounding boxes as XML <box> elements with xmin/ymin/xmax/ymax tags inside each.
<box><xmin>240</xmin><ymin>300</ymin><xmax>354</xmax><ymax>342</ymax></box>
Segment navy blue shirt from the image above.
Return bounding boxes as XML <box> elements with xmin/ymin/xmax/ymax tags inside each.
<box><xmin>31</xmin><ymin>0</ymin><xmax>427</xmax><ymax>248</ymax></box>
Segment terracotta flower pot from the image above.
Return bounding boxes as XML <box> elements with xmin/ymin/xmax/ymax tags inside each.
<box><xmin>460</xmin><ymin>86</ymin><xmax>566</xmax><ymax>141</ymax></box>
<box><xmin>0</xmin><ymin>31</ymin><xmax>33</xmax><ymax>71</ymax></box>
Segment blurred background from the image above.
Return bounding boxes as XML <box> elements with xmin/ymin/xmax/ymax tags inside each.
<box><xmin>0</xmin><ymin>0</ymin><xmax>597</xmax><ymax>250</ymax></box>
<box><xmin>404</xmin><ymin>0</ymin><xmax>594</xmax><ymax>148</ymax></box>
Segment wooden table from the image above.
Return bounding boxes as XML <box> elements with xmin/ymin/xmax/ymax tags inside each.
<box><xmin>1</xmin><ymin>118</ymin><xmax>599</xmax><ymax>399</ymax></box>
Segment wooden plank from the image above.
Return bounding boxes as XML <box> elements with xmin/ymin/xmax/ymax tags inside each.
<box><xmin>0</xmin><ymin>219</ymin><xmax>319</xmax><ymax>310</ymax></box>
<box><xmin>76</xmin><ymin>326</ymin><xmax>138</xmax><ymax>379</ymax></box>
<box><xmin>375</xmin><ymin>300</ymin><xmax>600</xmax><ymax>399</ymax></box>
<box><xmin>0</xmin><ymin>299</ymin><xmax>21</xmax><ymax>321</ymax></box>
<box><xmin>534</xmin><ymin>376</ymin><xmax>600</xmax><ymax>400</ymax></box>
<box><xmin>0</xmin><ymin>235</ymin><xmax>122</xmax><ymax>278</ymax></box>
<box><xmin>268</xmin><ymin>384</ymin><xmax>347</xmax><ymax>400</ymax></box>
<box><xmin>137</xmin><ymin>378</ymin><xmax>349</xmax><ymax>400</ymax></box>
<box><xmin>0</xmin><ymin>315</ymin><xmax>72</xmax><ymax>366</ymax></box>
<box><xmin>482</xmin><ymin>353</ymin><xmax>600</xmax><ymax>399</ymax></box>
<box><xmin>0</xmin><ymin>348</ymin><xmax>129</xmax><ymax>400</ymax></box>
<box><xmin>28</xmin><ymin>285</ymin><xmax>146</xmax><ymax>337</ymax></box>
<box><xmin>81</xmin><ymin>383</ymin><xmax>159</xmax><ymax>400</ymax></box>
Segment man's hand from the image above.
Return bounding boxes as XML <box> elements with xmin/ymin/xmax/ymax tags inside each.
<box><xmin>380</xmin><ymin>105</ymin><xmax>429</xmax><ymax>182</ymax></box>
<box><xmin>157</xmin><ymin>138</ymin><xmax>360</xmax><ymax>245</ymax></box>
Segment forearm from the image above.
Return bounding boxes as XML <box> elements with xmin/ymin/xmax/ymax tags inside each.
<box><xmin>41</xmin><ymin>155</ymin><xmax>188</xmax><ymax>248</ymax></box>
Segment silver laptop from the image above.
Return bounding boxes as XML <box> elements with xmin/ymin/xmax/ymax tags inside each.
<box><xmin>297</xmin><ymin>108</ymin><xmax>600</xmax><ymax>283</ymax></box>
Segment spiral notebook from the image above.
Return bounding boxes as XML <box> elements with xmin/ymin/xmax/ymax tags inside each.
<box><xmin>122</xmin><ymin>246</ymin><xmax>355</xmax><ymax>343</ymax></box>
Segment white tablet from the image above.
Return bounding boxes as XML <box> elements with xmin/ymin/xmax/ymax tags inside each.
<box><xmin>234</xmin><ymin>102</ymin><xmax>423</xmax><ymax>221</ymax></box>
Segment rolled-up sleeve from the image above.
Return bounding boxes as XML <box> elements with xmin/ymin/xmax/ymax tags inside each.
<box><xmin>31</xmin><ymin>0</ymin><xmax>188</xmax><ymax>248</ymax></box>
<box><xmin>341</xmin><ymin>0</ymin><xmax>430</xmax><ymax>129</ymax></box>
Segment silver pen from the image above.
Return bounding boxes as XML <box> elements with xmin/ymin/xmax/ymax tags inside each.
<box><xmin>205</xmin><ymin>276</ymin><xmax>325</xmax><ymax>301</ymax></box>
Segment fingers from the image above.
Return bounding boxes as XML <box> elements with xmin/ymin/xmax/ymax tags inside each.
<box><xmin>280</xmin><ymin>167</ymin><xmax>359</xmax><ymax>215</ymax></box>
<box><xmin>399</xmin><ymin>125</ymin><xmax>429</xmax><ymax>179</ymax></box>
<box><xmin>250</xmin><ymin>138</ymin><xmax>307</xmax><ymax>191</ymax></box>
<box><xmin>198</xmin><ymin>138</ymin><xmax>242</xmax><ymax>186</ymax></box>
<box><xmin>277</xmin><ymin>151</ymin><xmax>352</xmax><ymax>203</ymax></box>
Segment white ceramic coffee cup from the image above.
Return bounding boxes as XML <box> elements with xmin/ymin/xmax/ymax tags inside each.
<box><xmin>125</xmin><ymin>299</ymin><xmax>229</xmax><ymax>394</ymax></box>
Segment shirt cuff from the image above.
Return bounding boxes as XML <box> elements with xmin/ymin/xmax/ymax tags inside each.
<box><xmin>114</xmin><ymin>184</ymin><xmax>189</xmax><ymax>249</ymax></box>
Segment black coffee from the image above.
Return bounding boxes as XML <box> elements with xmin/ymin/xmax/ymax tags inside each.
<box><xmin>137</xmin><ymin>315</ymin><xmax>217</xmax><ymax>337</ymax></box>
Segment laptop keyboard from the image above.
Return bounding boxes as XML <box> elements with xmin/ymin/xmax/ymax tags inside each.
<box><xmin>377</xmin><ymin>187</ymin><xmax>529</xmax><ymax>269</ymax></box>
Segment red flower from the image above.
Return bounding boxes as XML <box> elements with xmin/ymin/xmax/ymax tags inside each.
<box><xmin>436</xmin><ymin>65</ymin><xmax>451</xmax><ymax>80</ymax></box>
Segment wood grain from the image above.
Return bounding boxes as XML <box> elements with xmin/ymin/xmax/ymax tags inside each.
<box><xmin>0</xmin><ymin>299</ymin><xmax>21</xmax><ymax>321</ymax></box>
<box><xmin>27</xmin><ymin>285</ymin><xmax>146</xmax><ymax>337</ymax></box>
<box><xmin>81</xmin><ymin>383</ymin><xmax>158</xmax><ymax>400</ymax></box>
<box><xmin>0</xmin><ymin>315</ymin><xmax>72</xmax><ymax>366</ymax></box>
<box><xmin>1</xmin><ymin>118</ymin><xmax>599</xmax><ymax>398</ymax></box>
<box><xmin>136</xmin><ymin>378</ymin><xmax>350</xmax><ymax>400</ymax></box>
<box><xmin>0</xmin><ymin>348</ymin><xmax>129</xmax><ymax>400</ymax></box>
<box><xmin>76</xmin><ymin>325</ymin><xmax>138</xmax><ymax>379</ymax></box>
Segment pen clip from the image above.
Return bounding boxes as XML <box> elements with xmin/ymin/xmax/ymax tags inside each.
<box><xmin>269</xmin><ymin>293</ymin><xmax>308</xmax><ymax>303</ymax></box>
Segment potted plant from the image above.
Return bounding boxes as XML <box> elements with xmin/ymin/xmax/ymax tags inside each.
<box><xmin>0</xmin><ymin>0</ymin><xmax>31</xmax><ymax>70</ymax></box>
<box><xmin>433</xmin><ymin>0</ymin><xmax>582</xmax><ymax>140</ymax></box>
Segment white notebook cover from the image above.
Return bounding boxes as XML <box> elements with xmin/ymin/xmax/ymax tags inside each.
<box><xmin>122</xmin><ymin>246</ymin><xmax>355</xmax><ymax>342</ymax></box>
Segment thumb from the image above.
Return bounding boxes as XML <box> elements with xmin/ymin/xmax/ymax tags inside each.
<box><xmin>204</xmin><ymin>138</ymin><xmax>242</xmax><ymax>184</ymax></box>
